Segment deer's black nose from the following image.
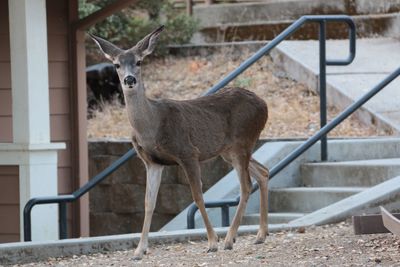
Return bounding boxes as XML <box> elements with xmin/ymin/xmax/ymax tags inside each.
<box><xmin>124</xmin><ymin>75</ymin><xmax>137</xmax><ymax>86</ymax></box>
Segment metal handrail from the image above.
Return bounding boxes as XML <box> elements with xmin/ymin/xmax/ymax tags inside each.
<box><xmin>187</xmin><ymin>14</ymin><xmax>359</xmax><ymax>228</ymax></box>
<box><xmin>23</xmin><ymin>149</ymin><xmax>136</xmax><ymax>241</ymax></box>
<box><xmin>24</xmin><ymin>15</ymin><xmax>356</xmax><ymax>241</ymax></box>
<box><xmin>187</xmin><ymin>66</ymin><xmax>400</xmax><ymax>228</ymax></box>
<box><xmin>202</xmin><ymin>15</ymin><xmax>356</xmax><ymax>161</ymax></box>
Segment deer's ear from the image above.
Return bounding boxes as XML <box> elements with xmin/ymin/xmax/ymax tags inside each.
<box><xmin>89</xmin><ymin>33</ymin><xmax>122</xmax><ymax>61</ymax></box>
<box><xmin>134</xmin><ymin>25</ymin><xmax>164</xmax><ymax>57</ymax></box>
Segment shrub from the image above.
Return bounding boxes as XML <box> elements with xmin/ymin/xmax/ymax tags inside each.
<box><xmin>80</xmin><ymin>0</ymin><xmax>198</xmax><ymax>63</ymax></box>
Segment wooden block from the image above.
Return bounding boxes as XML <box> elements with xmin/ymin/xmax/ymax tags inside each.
<box><xmin>353</xmin><ymin>212</ymin><xmax>400</xmax><ymax>235</ymax></box>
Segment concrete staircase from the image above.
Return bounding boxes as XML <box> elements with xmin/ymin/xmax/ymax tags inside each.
<box><xmin>163</xmin><ymin>138</ymin><xmax>400</xmax><ymax>231</ymax></box>
<box><xmin>242</xmin><ymin>158</ymin><xmax>400</xmax><ymax>226</ymax></box>
<box><xmin>166</xmin><ymin>2</ymin><xmax>400</xmax><ymax>232</ymax></box>
<box><xmin>192</xmin><ymin>0</ymin><xmax>400</xmax><ymax>43</ymax></box>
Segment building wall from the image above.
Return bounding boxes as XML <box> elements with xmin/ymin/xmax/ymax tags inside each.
<box><xmin>0</xmin><ymin>0</ymin><xmax>16</xmax><ymax>243</ymax></box>
<box><xmin>0</xmin><ymin>166</ymin><xmax>19</xmax><ymax>243</ymax></box>
<box><xmin>47</xmin><ymin>0</ymin><xmax>75</xmax><ymax>234</ymax></box>
<box><xmin>0</xmin><ymin>0</ymin><xmax>82</xmax><ymax>242</ymax></box>
<box><xmin>0</xmin><ymin>0</ymin><xmax>12</xmax><ymax>143</ymax></box>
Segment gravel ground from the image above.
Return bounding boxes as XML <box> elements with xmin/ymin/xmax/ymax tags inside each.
<box><xmin>14</xmin><ymin>222</ymin><xmax>400</xmax><ymax>266</ymax></box>
<box><xmin>87</xmin><ymin>48</ymin><xmax>391</xmax><ymax>139</ymax></box>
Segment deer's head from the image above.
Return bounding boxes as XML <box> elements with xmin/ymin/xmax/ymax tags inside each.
<box><xmin>90</xmin><ymin>25</ymin><xmax>164</xmax><ymax>89</ymax></box>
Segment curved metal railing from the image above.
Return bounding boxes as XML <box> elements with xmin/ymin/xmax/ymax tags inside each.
<box><xmin>187</xmin><ymin>14</ymin><xmax>357</xmax><ymax>228</ymax></box>
<box><xmin>187</xmin><ymin>67</ymin><xmax>400</xmax><ymax>228</ymax></box>
<box><xmin>23</xmin><ymin>149</ymin><xmax>136</xmax><ymax>241</ymax></box>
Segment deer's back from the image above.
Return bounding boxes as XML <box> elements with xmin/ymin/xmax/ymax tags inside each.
<box><xmin>188</xmin><ymin>87</ymin><xmax>268</xmax><ymax>140</ymax></box>
<box><xmin>151</xmin><ymin>87</ymin><xmax>268</xmax><ymax>161</ymax></box>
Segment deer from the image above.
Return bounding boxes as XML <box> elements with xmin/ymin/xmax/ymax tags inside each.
<box><xmin>90</xmin><ymin>25</ymin><xmax>269</xmax><ymax>260</ymax></box>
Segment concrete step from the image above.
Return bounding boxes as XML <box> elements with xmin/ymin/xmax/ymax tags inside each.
<box><xmin>242</xmin><ymin>212</ymin><xmax>306</xmax><ymax>225</ymax></box>
<box><xmin>163</xmin><ymin>139</ymin><xmax>400</xmax><ymax>231</ymax></box>
<box><xmin>194</xmin><ymin>13</ymin><xmax>399</xmax><ymax>43</ymax></box>
<box><xmin>271</xmin><ymin>38</ymin><xmax>400</xmax><ymax>133</ymax></box>
<box><xmin>194</xmin><ymin>0</ymin><xmax>400</xmax><ymax>27</ymax></box>
<box><xmin>269</xmin><ymin>186</ymin><xmax>366</xmax><ymax>212</ymax></box>
<box><xmin>301</xmin><ymin>158</ymin><xmax>400</xmax><ymax>187</ymax></box>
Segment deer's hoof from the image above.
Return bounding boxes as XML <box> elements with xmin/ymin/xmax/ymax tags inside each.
<box><xmin>132</xmin><ymin>255</ymin><xmax>143</xmax><ymax>261</ymax></box>
<box><xmin>254</xmin><ymin>239</ymin><xmax>264</xmax><ymax>245</ymax></box>
<box><xmin>254</xmin><ymin>234</ymin><xmax>268</xmax><ymax>245</ymax></box>
<box><xmin>133</xmin><ymin>248</ymin><xmax>146</xmax><ymax>260</ymax></box>
<box><xmin>254</xmin><ymin>229</ymin><xmax>268</xmax><ymax>245</ymax></box>
<box><xmin>224</xmin><ymin>244</ymin><xmax>233</xmax><ymax>250</ymax></box>
<box><xmin>207</xmin><ymin>246</ymin><xmax>218</xmax><ymax>253</ymax></box>
<box><xmin>223</xmin><ymin>241</ymin><xmax>234</xmax><ymax>250</ymax></box>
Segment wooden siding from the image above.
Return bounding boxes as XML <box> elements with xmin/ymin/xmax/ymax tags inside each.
<box><xmin>0</xmin><ymin>0</ymin><xmax>86</xmax><ymax>241</ymax></box>
<box><xmin>0</xmin><ymin>63</ymin><xmax>11</xmax><ymax>88</ymax></box>
<box><xmin>0</xmin><ymin>0</ymin><xmax>11</xmax><ymax>145</ymax></box>
<box><xmin>0</xmin><ymin>166</ymin><xmax>19</xmax><ymax>243</ymax></box>
<box><xmin>47</xmin><ymin>0</ymin><xmax>76</xmax><ymax>237</ymax></box>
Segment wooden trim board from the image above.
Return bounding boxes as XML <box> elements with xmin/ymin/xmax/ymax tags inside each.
<box><xmin>380</xmin><ymin>206</ymin><xmax>400</xmax><ymax>236</ymax></box>
<box><xmin>74</xmin><ymin>0</ymin><xmax>138</xmax><ymax>30</ymax></box>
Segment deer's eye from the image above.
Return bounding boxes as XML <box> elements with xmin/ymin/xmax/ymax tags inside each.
<box><xmin>136</xmin><ymin>60</ymin><xmax>142</xmax><ymax>66</ymax></box>
<box><xmin>114</xmin><ymin>64</ymin><xmax>120</xmax><ymax>69</ymax></box>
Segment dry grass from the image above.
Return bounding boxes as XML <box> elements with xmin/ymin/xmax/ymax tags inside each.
<box><xmin>88</xmin><ymin>48</ymin><xmax>389</xmax><ymax>139</ymax></box>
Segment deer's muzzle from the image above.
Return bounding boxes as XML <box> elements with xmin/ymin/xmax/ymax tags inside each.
<box><xmin>124</xmin><ymin>75</ymin><xmax>137</xmax><ymax>87</ymax></box>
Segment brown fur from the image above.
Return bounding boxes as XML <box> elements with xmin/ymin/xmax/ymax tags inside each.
<box><xmin>133</xmin><ymin>87</ymin><xmax>268</xmax><ymax>164</ymax></box>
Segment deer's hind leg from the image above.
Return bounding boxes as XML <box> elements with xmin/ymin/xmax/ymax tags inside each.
<box><xmin>221</xmin><ymin>150</ymin><xmax>252</xmax><ymax>250</ymax></box>
<box><xmin>180</xmin><ymin>159</ymin><xmax>219</xmax><ymax>252</ymax></box>
<box><xmin>249</xmin><ymin>158</ymin><xmax>269</xmax><ymax>244</ymax></box>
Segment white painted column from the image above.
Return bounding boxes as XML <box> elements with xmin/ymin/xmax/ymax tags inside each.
<box><xmin>9</xmin><ymin>0</ymin><xmax>50</xmax><ymax>143</ymax></box>
<box><xmin>8</xmin><ymin>0</ymin><xmax>64</xmax><ymax>241</ymax></box>
<box><xmin>18</xmin><ymin>150</ymin><xmax>60</xmax><ymax>241</ymax></box>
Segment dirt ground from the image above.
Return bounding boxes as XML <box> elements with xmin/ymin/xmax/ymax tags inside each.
<box><xmin>87</xmin><ymin>48</ymin><xmax>391</xmax><ymax>139</ymax></box>
<box><xmin>14</xmin><ymin>222</ymin><xmax>400</xmax><ymax>266</ymax></box>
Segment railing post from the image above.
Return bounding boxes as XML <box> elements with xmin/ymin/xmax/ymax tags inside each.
<box><xmin>23</xmin><ymin>204</ymin><xmax>32</xmax><ymax>241</ymax></box>
<box><xmin>59</xmin><ymin>202</ymin><xmax>68</xmax><ymax>239</ymax></box>
<box><xmin>221</xmin><ymin>205</ymin><xmax>230</xmax><ymax>227</ymax></box>
<box><xmin>319</xmin><ymin>20</ymin><xmax>328</xmax><ymax>161</ymax></box>
<box><xmin>187</xmin><ymin>204</ymin><xmax>198</xmax><ymax>229</ymax></box>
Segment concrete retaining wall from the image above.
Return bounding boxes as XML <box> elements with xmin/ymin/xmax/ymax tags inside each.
<box><xmin>88</xmin><ymin>140</ymin><xmax>234</xmax><ymax>236</ymax></box>
<box><xmin>192</xmin><ymin>0</ymin><xmax>400</xmax><ymax>43</ymax></box>
<box><xmin>194</xmin><ymin>0</ymin><xmax>400</xmax><ymax>28</ymax></box>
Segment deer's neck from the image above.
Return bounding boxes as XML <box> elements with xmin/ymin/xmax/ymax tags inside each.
<box><xmin>123</xmin><ymin>83</ymin><xmax>158</xmax><ymax>138</ymax></box>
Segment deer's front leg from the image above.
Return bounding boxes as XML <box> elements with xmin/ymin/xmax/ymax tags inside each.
<box><xmin>133</xmin><ymin>163</ymin><xmax>164</xmax><ymax>260</ymax></box>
